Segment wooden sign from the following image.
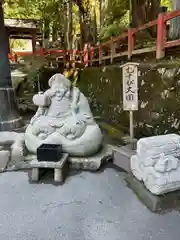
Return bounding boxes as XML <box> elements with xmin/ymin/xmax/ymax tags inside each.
<box><xmin>121</xmin><ymin>62</ymin><xmax>139</xmax><ymax>111</ymax></box>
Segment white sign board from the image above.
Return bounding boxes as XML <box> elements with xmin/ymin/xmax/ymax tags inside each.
<box><xmin>121</xmin><ymin>62</ymin><xmax>139</xmax><ymax>111</ymax></box>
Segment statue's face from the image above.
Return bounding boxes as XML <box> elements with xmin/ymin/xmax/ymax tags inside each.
<box><xmin>51</xmin><ymin>79</ymin><xmax>66</xmax><ymax>89</ymax></box>
<box><xmin>48</xmin><ymin>74</ymin><xmax>71</xmax><ymax>97</ymax></box>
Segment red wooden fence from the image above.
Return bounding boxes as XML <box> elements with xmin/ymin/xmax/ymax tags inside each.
<box><xmin>9</xmin><ymin>9</ymin><xmax>180</xmax><ymax>65</ymax></box>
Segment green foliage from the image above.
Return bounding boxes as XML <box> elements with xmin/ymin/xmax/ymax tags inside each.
<box><xmin>100</xmin><ymin>22</ymin><xmax>126</xmax><ymax>40</ymax></box>
<box><xmin>10</xmin><ymin>39</ymin><xmax>27</xmax><ymax>49</ymax></box>
<box><xmin>4</xmin><ymin>0</ymin><xmax>173</xmax><ymax>47</ymax></box>
<box><xmin>99</xmin><ymin>0</ymin><xmax>129</xmax><ymax>40</ymax></box>
<box><xmin>161</xmin><ymin>0</ymin><xmax>172</xmax><ymax>10</ymax></box>
<box><xmin>106</xmin><ymin>0</ymin><xmax>128</xmax><ymax>25</ymax></box>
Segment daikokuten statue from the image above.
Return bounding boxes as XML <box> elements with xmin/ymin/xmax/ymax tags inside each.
<box><xmin>25</xmin><ymin>74</ymin><xmax>103</xmax><ymax>156</ymax></box>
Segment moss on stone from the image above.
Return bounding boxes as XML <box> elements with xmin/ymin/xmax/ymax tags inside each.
<box><xmin>78</xmin><ymin>61</ymin><xmax>180</xmax><ymax>138</ymax></box>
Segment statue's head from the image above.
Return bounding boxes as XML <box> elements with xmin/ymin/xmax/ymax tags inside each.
<box><xmin>48</xmin><ymin>74</ymin><xmax>71</xmax><ymax>91</ymax></box>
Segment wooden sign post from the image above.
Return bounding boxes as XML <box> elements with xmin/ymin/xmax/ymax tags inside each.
<box><xmin>121</xmin><ymin>62</ymin><xmax>139</xmax><ymax>147</ymax></box>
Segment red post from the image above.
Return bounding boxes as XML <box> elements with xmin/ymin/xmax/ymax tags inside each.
<box><xmin>83</xmin><ymin>44</ymin><xmax>89</xmax><ymax>66</ymax></box>
<box><xmin>128</xmin><ymin>28</ymin><xmax>134</xmax><ymax>60</ymax></box>
<box><xmin>156</xmin><ymin>12</ymin><xmax>166</xmax><ymax>59</ymax></box>
<box><xmin>39</xmin><ymin>47</ymin><xmax>44</xmax><ymax>56</ymax></box>
<box><xmin>72</xmin><ymin>49</ymin><xmax>76</xmax><ymax>63</ymax></box>
<box><xmin>99</xmin><ymin>46</ymin><xmax>102</xmax><ymax>65</ymax></box>
<box><xmin>90</xmin><ymin>46</ymin><xmax>94</xmax><ymax>66</ymax></box>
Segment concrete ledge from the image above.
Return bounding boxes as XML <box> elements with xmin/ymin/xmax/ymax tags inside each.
<box><xmin>125</xmin><ymin>174</ymin><xmax>180</xmax><ymax>213</ymax></box>
<box><xmin>68</xmin><ymin>144</ymin><xmax>113</xmax><ymax>171</ymax></box>
<box><xmin>113</xmin><ymin>145</ymin><xmax>136</xmax><ymax>172</ymax></box>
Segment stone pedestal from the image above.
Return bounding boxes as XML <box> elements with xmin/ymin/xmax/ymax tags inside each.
<box><xmin>126</xmin><ymin>174</ymin><xmax>180</xmax><ymax>214</ymax></box>
<box><xmin>113</xmin><ymin>145</ymin><xmax>136</xmax><ymax>172</ymax></box>
<box><xmin>0</xmin><ymin>88</ymin><xmax>23</xmax><ymax>130</ymax></box>
<box><xmin>0</xmin><ymin>2</ymin><xmax>23</xmax><ymax>131</ymax></box>
<box><xmin>29</xmin><ymin>153</ymin><xmax>69</xmax><ymax>184</ymax></box>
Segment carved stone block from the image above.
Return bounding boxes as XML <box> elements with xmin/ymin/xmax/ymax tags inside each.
<box><xmin>131</xmin><ymin>134</ymin><xmax>180</xmax><ymax>195</ymax></box>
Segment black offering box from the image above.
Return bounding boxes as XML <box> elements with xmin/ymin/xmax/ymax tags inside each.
<box><xmin>37</xmin><ymin>144</ymin><xmax>63</xmax><ymax>162</ymax></box>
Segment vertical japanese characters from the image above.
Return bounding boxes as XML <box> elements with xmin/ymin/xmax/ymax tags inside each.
<box><xmin>122</xmin><ymin>63</ymin><xmax>138</xmax><ymax>111</ymax></box>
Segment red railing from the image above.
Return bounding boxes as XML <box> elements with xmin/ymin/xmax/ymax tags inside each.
<box><xmin>9</xmin><ymin>9</ymin><xmax>180</xmax><ymax>65</ymax></box>
<box><xmin>157</xmin><ymin>9</ymin><xmax>180</xmax><ymax>58</ymax></box>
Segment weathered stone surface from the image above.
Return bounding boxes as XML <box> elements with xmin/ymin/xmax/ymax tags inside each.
<box><xmin>33</xmin><ymin>92</ymin><xmax>51</xmax><ymax>107</ymax></box>
<box><xmin>29</xmin><ymin>153</ymin><xmax>69</xmax><ymax>183</ymax></box>
<box><xmin>68</xmin><ymin>144</ymin><xmax>113</xmax><ymax>171</ymax></box>
<box><xmin>0</xmin><ymin>132</ymin><xmax>26</xmax><ymax>171</ymax></box>
<box><xmin>9</xmin><ymin>133</ymin><xmax>26</xmax><ymax>169</ymax></box>
<box><xmin>0</xmin><ymin>150</ymin><xmax>10</xmax><ymax>172</ymax></box>
<box><xmin>30</xmin><ymin>153</ymin><xmax>68</xmax><ymax>169</ymax></box>
<box><xmin>78</xmin><ymin>63</ymin><xmax>180</xmax><ymax>138</ymax></box>
<box><xmin>126</xmin><ymin>173</ymin><xmax>180</xmax><ymax>213</ymax></box>
<box><xmin>13</xmin><ymin>144</ymin><xmax>112</xmax><ymax>172</ymax></box>
<box><xmin>25</xmin><ymin>74</ymin><xmax>103</xmax><ymax>156</ymax></box>
<box><xmin>131</xmin><ymin>134</ymin><xmax>180</xmax><ymax>195</ymax></box>
<box><xmin>113</xmin><ymin>145</ymin><xmax>136</xmax><ymax>172</ymax></box>
<box><xmin>0</xmin><ymin>131</ymin><xmax>22</xmax><ymax>145</ymax></box>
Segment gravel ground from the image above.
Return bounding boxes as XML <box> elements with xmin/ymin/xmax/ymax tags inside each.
<box><xmin>0</xmin><ymin>167</ymin><xmax>180</xmax><ymax>240</ymax></box>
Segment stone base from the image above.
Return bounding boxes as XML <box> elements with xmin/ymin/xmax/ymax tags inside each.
<box><xmin>0</xmin><ymin>132</ymin><xmax>25</xmax><ymax>172</ymax></box>
<box><xmin>29</xmin><ymin>153</ymin><xmax>69</xmax><ymax>184</ymax></box>
<box><xmin>0</xmin><ymin>88</ymin><xmax>23</xmax><ymax>131</ymax></box>
<box><xmin>113</xmin><ymin>145</ymin><xmax>136</xmax><ymax>172</ymax></box>
<box><xmin>16</xmin><ymin>144</ymin><xmax>113</xmax><ymax>172</ymax></box>
<box><xmin>68</xmin><ymin>144</ymin><xmax>113</xmax><ymax>171</ymax></box>
<box><xmin>125</xmin><ymin>174</ymin><xmax>180</xmax><ymax>213</ymax></box>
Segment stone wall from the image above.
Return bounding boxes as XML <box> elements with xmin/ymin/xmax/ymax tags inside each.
<box><xmin>78</xmin><ymin>61</ymin><xmax>180</xmax><ymax>138</ymax></box>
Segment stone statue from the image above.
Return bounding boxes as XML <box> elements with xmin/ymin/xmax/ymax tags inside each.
<box><xmin>25</xmin><ymin>74</ymin><xmax>103</xmax><ymax>156</ymax></box>
<box><xmin>131</xmin><ymin>134</ymin><xmax>180</xmax><ymax>195</ymax></box>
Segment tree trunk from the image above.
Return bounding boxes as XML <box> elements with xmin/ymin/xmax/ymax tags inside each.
<box><xmin>132</xmin><ymin>0</ymin><xmax>160</xmax><ymax>27</ymax></box>
<box><xmin>52</xmin><ymin>22</ymin><xmax>57</xmax><ymax>42</ymax></box>
<box><xmin>79</xmin><ymin>6</ymin><xmax>90</xmax><ymax>46</ymax></box>
<box><xmin>169</xmin><ymin>0</ymin><xmax>180</xmax><ymax>40</ymax></box>
<box><xmin>79</xmin><ymin>10</ymin><xmax>84</xmax><ymax>48</ymax></box>
<box><xmin>67</xmin><ymin>0</ymin><xmax>73</xmax><ymax>49</ymax></box>
<box><xmin>64</xmin><ymin>0</ymin><xmax>73</xmax><ymax>50</ymax></box>
<box><xmin>43</xmin><ymin>18</ymin><xmax>50</xmax><ymax>49</ymax></box>
<box><xmin>99</xmin><ymin>0</ymin><xmax>108</xmax><ymax>28</ymax></box>
<box><xmin>92</xmin><ymin>7</ymin><xmax>97</xmax><ymax>43</ymax></box>
<box><xmin>132</xmin><ymin>0</ymin><xmax>146</xmax><ymax>27</ymax></box>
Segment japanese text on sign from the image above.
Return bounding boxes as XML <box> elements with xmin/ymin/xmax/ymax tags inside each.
<box><xmin>122</xmin><ymin>63</ymin><xmax>138</xmax><ymax>111</ymax></box>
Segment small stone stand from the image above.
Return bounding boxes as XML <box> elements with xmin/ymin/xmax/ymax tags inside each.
<box><xmin>30</xmin><ymin>153</ymin><xmax>69</xmax><ymax>183</ymax></box>
<box><xmin>113</xmin><ymin>144</ymin><xmax>136</xmax><ymax>173</ymax></box>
